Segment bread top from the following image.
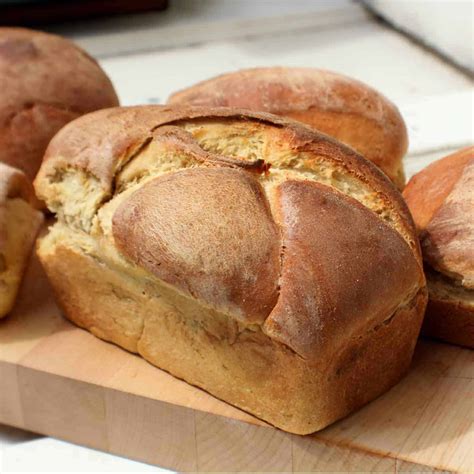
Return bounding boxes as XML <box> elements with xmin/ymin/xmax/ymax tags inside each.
<box><xmin>168</xmin><ymin>67</ymin><xmax>408</xmax><ymax>187</ymax></box>
<box><xmin>0</xmin><ymin>27</ymin><xmax>119</xmax><ymax>180</ymax></box>
<box><xmin>0</xmin><ymin>162</ymin><xmax>37</xmax><ymax>251</ymax></box>
<box><xmin>36</xmin><ymin>105</ymin><xmax>424</xmax><ymax>360</ymax></box>
<box><xmin>404</xmin><ymin>147</ymin><xmax>474</xmax><ymax>289</ymax></box>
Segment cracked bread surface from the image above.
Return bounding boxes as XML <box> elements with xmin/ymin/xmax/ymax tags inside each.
<box><xmin>0</xmin><ymin>27</ymin><xmax>119</xmax><ymax>181</ymax></box>
<box><xmin>35</xmin><ymin>105</ymin><xmax>426</xmax><ymax>433</ymax></box>
<box><xmin>404</xmin><ymin>147</ymin><xmax>474</xmax><ymax>348</ymax></box>
<box><xmin>0</xmin><ymin>162</ymin><xmax>43</xmax><ymax>317</ymax></box>
<box><xmin>168</xmin><ymin>67</ymin><xmax>408</xmax><ymax>188</ymax></box>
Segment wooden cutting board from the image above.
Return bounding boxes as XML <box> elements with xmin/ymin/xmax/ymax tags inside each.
<box><xmin>1</xmin><ymin>251</ymin><xmax>473</xmax><ymax>473</ymax></box>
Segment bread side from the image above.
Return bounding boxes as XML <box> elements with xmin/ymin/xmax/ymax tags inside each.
<box><xmin>0</xmin><ymin>163</ymin><xmax>43</xmax><ymax>317</ymax></box>
<box><xmin>36</xmin><ymin>106</ymin><xmax>426</xmax><ymax>433</ymax></box>
<box><xmin>168</xmin><ymin>68</ymin><xmax>408</xmax><ymax>187</ymax></box>
<box><xmin>39</xmin><ymin>228</ymin><xmax>427</xmax><ymax>433</ymax></box>
<box><xmin>0</xmin><ymin>27</ymin><xmax>119</xmax><ymax>180</ymax></box>
<box><xmin>421</xmin><ymin>267</ymin><xmax>474</xmax><ymax>348</ymax></box>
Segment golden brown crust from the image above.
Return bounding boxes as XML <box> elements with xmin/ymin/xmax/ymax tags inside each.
<box><xmin>422</xmin><ymin>159</ymin><xmax>474</xmax><ymax>288</ymax></box>
<box><xmin>113</xmin><ymin>168</ymin><xmax>281</xmax><ymax>323</ymax></box>
<box><xmin>403</xmin><ymin>147</ymin><xmax>473</xmax><ymax>232</ymax></box>
<box><xmin>168</xmin><ymin>68</ymin><xmax>408</xmax><ymax>186</ymax></box>
<box><xmin>36</xmin><ymin>104</ymin><xmax>424</xmax><ymax>353</ymax></box>
<box><xmin>263</xmin><ymin>180</ymin><xmax>422</xmax><ymax>359</ymax></box>
<box><xmin>0</xmin><ymin>162</ymin><xmax>43</xmax><ymax>318</ymax></box>
<box><xmin>0</xmin><ymin>162</ymin><xmax>35</xmax><ymax>250</ymax></box>
<box><xmin>35</xmin><ymin>105</ymin><xmax>417</xmax><ymax>251</ymax></box>
<box><xmin>404</xmin><ymin>147</ymin><xmax>473</xmax><ymax>287</ymax></box>
<box><xmin>0</xmin><ymin>162</ymin><xmax>33</xmax><ymax>202</ymax></box>
<box><xmin>0</xmin><ymin>27</ymin><xmax>119</xmax><ymax>180</ymax></box>
<box><xmin>35</xmin><ymin>104</ymin><xmax>426</xmax><ymax>433</ymax></box>
<box><xmin>403</xmin><ymin>147</ymin><xmax>474</xmax><ymax>346</ymax></box>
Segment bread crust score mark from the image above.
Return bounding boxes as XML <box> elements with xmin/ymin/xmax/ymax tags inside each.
<box><xmin>167</xmin><ymin>68</ymin><xmax>408</xmax><ymax>188</ymax></box>
<box><xmin>35</xmin><ymin>105</ymin><xmax>427</xmax><ymax>433</ymax></box>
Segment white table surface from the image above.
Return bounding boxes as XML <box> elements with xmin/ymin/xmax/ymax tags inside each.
<box><xmin>1</xmin><ymin>1</ymin><xmax>472</xmax><ymax>472</ymax></box>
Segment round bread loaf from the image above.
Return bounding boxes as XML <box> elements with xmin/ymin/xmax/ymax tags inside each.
<box><xmin>403</xmin><ymin>147</ymin><xmax>473</xmax><ymax>348</ymax></box>
<box><xmin>35</xmin><ymin>105</ymin><xmax>426</xmax><ymax>434</ymax></box>
<box><xmin>168</xmin><ymin>67</ymin><xmax>408</xmax><ymax>188</ymax></box>
<box><xmin>0</xmin><ymin>162</ymin><xmax>43</xmax><ymax>318</ymax></box>
<box><xmin>0</xmin><ymin>27</ymin><xmax>119</xmax><ymax>181</ymax></box>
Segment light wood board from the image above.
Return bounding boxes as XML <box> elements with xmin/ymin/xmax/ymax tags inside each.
<box><xmin>1</xmin><ymin>251</ymin><xmax>473</xmax><ymax>473</ymax></box>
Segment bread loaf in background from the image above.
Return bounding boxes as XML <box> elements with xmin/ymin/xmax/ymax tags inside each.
<box><xmin>0</xmin><ymin>162</ymin><xmax>43</xmax><ymax>318</ymax></box>
<box><xmin>0</xmin><ymin>27</ymin><xmax>119</xmax><ymax>182</ymax></box>
<box><xmin>35</xmin><ymin>105</ymin><xmax>426</xmax><ymax>434</ymax></box>
<box><xmin>168</xmin><ymin>67</ymin><xmax>408</xmax><ymax>188</ymax></box>
<box><xmin>403</xmin><ymin>147</ymin><xmax>473</xmax><ymax>348</ymax></box>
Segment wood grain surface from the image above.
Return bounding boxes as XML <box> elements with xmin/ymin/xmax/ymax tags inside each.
<box><xmin>0</xmin><ymin>250</ymin><xmax>472</xmax><ymax>473</ymax></box>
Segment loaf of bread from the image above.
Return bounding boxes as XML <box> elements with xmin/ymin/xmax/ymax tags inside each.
<box><xmin>403</xmin><ymin>147</ymin><xmax>473</xmax><ymax>348</ymax></box>
<box><xmin>0</xmin><ymin>27</ymin><xmax>119</xmax><ymax>182</ymax></box>
<box><xmin>35</xmin><ymin>106</ymin><xmax>426</xmax><ymax>434</ymax></box>
<box><xmin>0</xmin><ymin>163</ymin><xmax>43</xmax><ymax>318</ymax></box>
<box><xmin>168</xmin><ymin>67</ymin><xmax>408</xmax><ymax>188</ymax></box>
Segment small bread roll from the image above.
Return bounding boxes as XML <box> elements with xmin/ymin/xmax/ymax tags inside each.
<box><xmin>168</xmin><ymin>67</ymin><xmax>408</xmax><ymax>188</ymax></box>
<box><xmin>0</xmin><ymin>163</ymin><xmax>43</xmax><ymax>318</ymax></box>
<box><xmin>404</xmin><ymin>147</ymin><xmax>473</xmax><ymax>348</ymax></box>
<box><xmin>35</xmin><ymin>105</ymin><xmax>426</xmax><ymax>434</ymax></box>
<box><xmin>0</xmin><ymin>27</ymin><xmax>119</xmax><ymax>181</ymax></box>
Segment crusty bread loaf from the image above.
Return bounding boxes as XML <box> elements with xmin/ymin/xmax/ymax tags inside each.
<box><xmin>404</xmin><ymin>147</ymin><xmax>473</xmax><ymax>348</ymax></box>
<box><xmin>0</xmin><ymin>163</ymin><xmax>43</xmax><ymax>318</ymax></box>
<box><xmin>168</xmin><ymin>67</ymin><xmax>408</xmax><ymax>188</ymax></box>
<box><xmin>0</xmin><ymin>27</ymin><xmax>119</xmax><ymax>182</ymax></box>
<box><xmin>35</xmin><ymin>105</ymin><xmax>426</xmax><ymax>434</ymax></box>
